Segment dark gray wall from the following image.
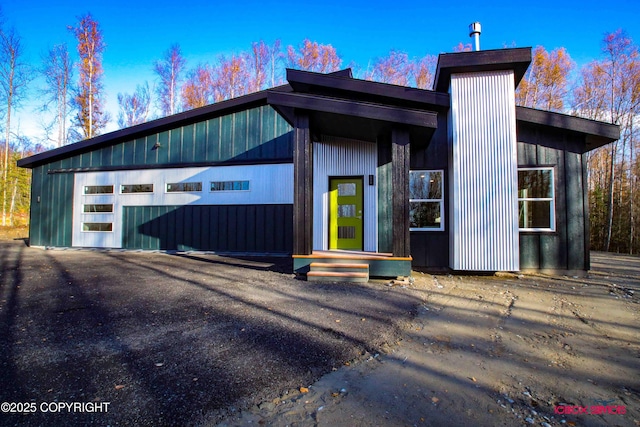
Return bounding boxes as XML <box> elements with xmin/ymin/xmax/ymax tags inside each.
<box><xmin>517</xmin><ymin>122</ymin><xmax>589</xmax><ymax>271</ymax></box>
<box><xmin>410</xmin><ymin>113</ymin><xmax>449</xmax><ymax>268</ymax></box>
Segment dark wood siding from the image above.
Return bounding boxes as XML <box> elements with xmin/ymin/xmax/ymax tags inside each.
<box><xmin>517</xmin><ymin>122</ymin><xmax>589</xmax><ymax>271</ymax></box>
<box><xmin>292</xmin><ymin>111</ymin><xmax>312</xmax><ymax>255</ymax></box>
<box><xmin>409</xmin><ymin>113</ymin><xmax>449</xmax><ymax>268</ymax></box>
<box><xmin>122</xmin><ymin>205</ymin><xmax>293</xmax><ymax>253</ymax></box>
<box><xmin>377</xmin><ymin>139</ymin><xmax>393</xmax><ymax>253</ymax></box>
<box><xmin>391</xmin><ymin>127</ymin><xmax>411</xmax><ymax>257</ymax></box>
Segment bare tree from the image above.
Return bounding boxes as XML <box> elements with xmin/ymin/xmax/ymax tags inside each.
<box><xmin>516</xmin><ymin>46</ymin><xmax>574</xmax><ymax>112</ymax></box>
<box><xmin>368</xmin><ymin>50</ymin><xmax>412</xmax><ymax>86</ymax></box>
<box><xmin>213</xmin><ymin>54</ymin><xmax>249</xmax><ymax>101</ymax></box>
<box><xmin>154</xmin><ymin>44</ymin><xmax>186</xmax><ymax>117</ymax></box>
<box><xmin>69</xmin><ymin>13</ymin><xmax>109</xmax><ymax>140</ymax></box>
<box><xmin>287</xmin><ymin>39</ymin><xmax>341</xmax><ymax>73</ymax></box>
<box><xmin>40</xmin><ymin>43</ymin><xmax>72</xmax><ymax>147</ymax></box>
<box><xmin>181</xmin><ymin>64</ymin><xmax>215</xmax><ymax>110</ymax></box>
<box><xmin>574</xmin><ymin>29</ymin><xmax>640</xmax><ymax>253</ymax></box>
<box><xmin>117</xmin><ymin>82</ymin><xmax>152</xmax><ymax>128</ymax></box>
<box><xmin>0</xmin><ymin>21</ymin><xmax>31</xmax><ymax>226</ymax></box>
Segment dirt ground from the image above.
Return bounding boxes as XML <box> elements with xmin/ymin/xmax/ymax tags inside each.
<box><xmin>219</xmin><ymin>253</ymin><xmax>640</xmax><ymax>427</ymax></box>
<box><xmin>0</xmin><ymin>232</ymin><xmax>638</xmax><ymax>426</ymax></box>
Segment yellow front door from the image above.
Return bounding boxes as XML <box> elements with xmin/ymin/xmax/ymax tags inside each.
<box><xmin>329</xmin><ymin>177</ymin><xmax>363</xmax><ymax>250</ymax></box>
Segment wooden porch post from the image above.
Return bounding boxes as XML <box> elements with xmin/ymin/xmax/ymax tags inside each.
<box><xmin>391</xmin><ymin>126</ymin><xmax>410</xmax><ymax>257</ymax></box>
<box><xmin>293</xmin><ymin>111</ymin><xmax>313</xmax><ymax>255</ymax></box>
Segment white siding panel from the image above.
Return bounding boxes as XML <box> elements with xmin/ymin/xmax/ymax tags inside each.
<box><xmin>449</xmin><ymin>71</ymin><xmax>519</xmax><ymax>271</ymax></box>
<box><xmin>313</xmin><ymin>137</ymin><xmax>377</xmax><ymax>252</ymax></box>
<box><xmin>73</xmin><ymin>164</ymin><xmax>293</xmax><ymax>248</ymax></box>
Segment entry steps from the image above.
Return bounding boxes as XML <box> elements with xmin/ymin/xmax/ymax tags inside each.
<box><xmin>307</xmin><ymin>262</ymin><xmax>369</xmax><ymax>283</ymax></box>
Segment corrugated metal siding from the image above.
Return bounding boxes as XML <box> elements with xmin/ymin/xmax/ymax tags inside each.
<box><xmin>313</xmin><ymin>136</ymin><xmax>378</xmax><ymax>252</ymax></box>
<box><xmin>122</xmin><ymin>204</ymin><xmax>293</xmax><ymax>253</ymax></box>
<box><xmin>449</xmin><ymin>71</ymin><xmax>519</xmax><ymax>271</ymax></box>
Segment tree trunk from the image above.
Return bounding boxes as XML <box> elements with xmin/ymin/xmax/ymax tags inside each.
<box><xmin>604</xmin><ymin>141</ymin><xmax>617</xmax><ymax>252</ymax></box>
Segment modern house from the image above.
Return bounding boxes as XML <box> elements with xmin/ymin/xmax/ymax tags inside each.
<box><xmin>18</xmin><ymin>47</ymin><xmax>619</xmax><ymax>280</ymax></box>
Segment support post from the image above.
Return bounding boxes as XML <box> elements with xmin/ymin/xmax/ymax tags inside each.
<box><xmin>391</xmin><ymin>127</ymin><xmax>410</xmax><ymax>257</ymax></box>
<box><xmin>293</xmin><ymin>111</ymin><xmax>313</xmax><ymax>255</ymax></box>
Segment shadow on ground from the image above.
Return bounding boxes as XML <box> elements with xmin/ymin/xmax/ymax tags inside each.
<box><xmin>0</xmin><ymin>241</ymin><xmax>419</xmax><ymax>426</ymax></box>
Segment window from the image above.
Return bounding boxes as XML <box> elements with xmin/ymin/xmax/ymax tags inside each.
<box><xmin>121</xmin><ymin>184</ymin><xmax>154</xmax><ymax>194</ymax></box>
<box><xmin>210</xmin><ymin>180</ymin><xmax>250</xmax><ymax>192</ymax></box>
<box><xmin>82</xmin><ymin>222</ymin><xmax>113</xmax><ymax>232</ymax></box>
<box><xmin>83</xmin><ymin>204</ymin><xmax>113</xmax><ymax>213</ymax></box>
<box><xmin>409</xmin><ymin>170</ymin><xmax>444</xmax><ymax>231</ymax></box>
<box><xmin>84</xmin><ymin>185</ymin><xmax>113</xmax><ymax>194</ymax></box>
<box><xmin>518</xmin><ymin>167</ymin><xmax>555</xmax><ymax>231</ymax></box>
<box><xmin>166</xmin><ymin>182</ymin><xmax>202</xmax><ymax>192</ymax></box>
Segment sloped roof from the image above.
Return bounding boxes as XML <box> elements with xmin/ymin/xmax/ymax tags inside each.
<box><xmin>18</xmin><ymin>52</ymin><xmax>619</xmax><ymax>168</ymax></box>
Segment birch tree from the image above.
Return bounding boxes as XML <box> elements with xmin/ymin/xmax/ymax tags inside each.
<box><xmin>40</xmin><ymin>43</ymin><xmax>72</xmax><ymax>147</ymax></box>
<box><xmin>69</xmin><ymin>13</ymin><xmax>109</xmax><ymax>140</ymax></box>
<box><xmin>154</xmin><ymin>44</ymin><xmax>185</xmax><ymax>116</ymax></box>
<box><xmin>574</xmin><ymin>30</ymin><xmax>640</xmax><ymax>253</ymax></box>
<box><xmin>0</xmin><ymin>22</ymin><xmax>30</xmax><ymax>226</ymax></box>
<box><xmin>181</xmin><ymin>64</ymin><xmax>215</xmax><ymax>110</ymax></box>
<box><xmin>516</xmin><ymin>46</ymin><xmax>574</xmax><ymax>112</ymax></box>
<box><xmin>117</xmin><ymin>82</ymin><xmax>152</xmax><ymax>128</ymax></box>
<box><xmin>286</xmin><ymin>39</ymin><xmax>341</xmax><ymax>73</ymax></box>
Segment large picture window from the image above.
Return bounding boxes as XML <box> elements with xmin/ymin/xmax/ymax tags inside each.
<box><xmin>409</xmin><ymin>170</ymin><xmax>444</xmax><ymax>231</ymax></box>
<box><xmin>518</xmin><ymin>167</ymin><xmax>555</xmax><ymax>231</ymax></box>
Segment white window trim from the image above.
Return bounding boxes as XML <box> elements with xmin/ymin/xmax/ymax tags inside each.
<box><xmin>409</xmin><ymin>169</ymin><xmax>445</xmax><ymax>232</ymax></box>
<box><xmin>518</xmin><ymin>167</ymin><xmax>555</xmax><ymax>232</ymax></box>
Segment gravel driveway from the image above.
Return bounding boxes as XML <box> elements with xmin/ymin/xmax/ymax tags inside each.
<box><xmin>0</xmin><ymin>241</ymin><xmax>420</xmax><ymax>426</ymax></box>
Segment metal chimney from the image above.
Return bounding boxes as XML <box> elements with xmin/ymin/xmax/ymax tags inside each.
<box><xmin>469</xmin><ymin>22</ymin><xmax>482</xmax><ymax>51</ymax></box>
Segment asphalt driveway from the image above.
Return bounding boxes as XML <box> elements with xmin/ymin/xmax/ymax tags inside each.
<box><xmin>0</xmin><ymin>241</ymin><xmax>420</xmax><ymax>426</ymax></box>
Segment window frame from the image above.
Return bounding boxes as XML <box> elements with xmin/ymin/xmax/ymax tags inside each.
<box><xmin>409</xmin><ymin>169</ymin><xmax>445</xmax><ymax>232</ymax></box>
<box><xmin>209</xmin><ymin>180</ymin><xmax>250</xmax><ymax>192</ymax></box>
<box><xmin>83</xmin><ymin>185</ymin><xmax>114</xmax><ymax>195</ymax></box>
<box><xmin>517</xmin><ymin>166</ymin><xmax>556</xmax><ymax>232</ymax></box>
<box><xmin>82</xmin><ymin>204</ymin><xmax>114</xmax><ymax>213</ymax></box>
<box><xmin>120</xmin><ymin>184</ymin><xmax>154</xmax><ymax>194</ymax></box>
<box><xmin>81</xmin><ymin>222</ymin><xmax>113</xmax><ymax>232</ymax></box>
<box><xmin>166</xmin><ymin>182</ymin><xmax>203</xmax><ymax>193</ymax></box>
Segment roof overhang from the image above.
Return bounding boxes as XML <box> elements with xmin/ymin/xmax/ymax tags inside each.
<box><xmin>267</xmin><ymin>90</ymin><xmax>438</xmax><ymax>143</ymax></box>
<box><xmin>434</xmin><ymin>48</ymin><xmax>532</xmax><ymax>92</ymax></box>
<box><xmin>286</xmin><ymin>68</ymin><xmax>450</xmax><ymax>111</ymax></box>
<box><xmin>516</xmin><ymin>106</ymin><xmax>620</xmax><ymax>153</ymax></box>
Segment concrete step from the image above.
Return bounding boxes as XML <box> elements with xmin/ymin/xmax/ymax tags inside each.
<box><xmin>308</xmin><ymin>262</ymin><xmax>370</xmax><ymax>283</ymax></box>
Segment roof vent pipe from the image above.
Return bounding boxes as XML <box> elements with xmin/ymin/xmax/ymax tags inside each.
<box><xmin>469</xmin><ymin>22</ymin><xmax>481</xmax><ymax>51</ymax></box>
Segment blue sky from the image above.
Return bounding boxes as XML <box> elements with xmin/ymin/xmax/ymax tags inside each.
<box><xmin>2</xmin><ymin>0</ymin><xmax>639</xmax><ymax>143</ymax></box>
